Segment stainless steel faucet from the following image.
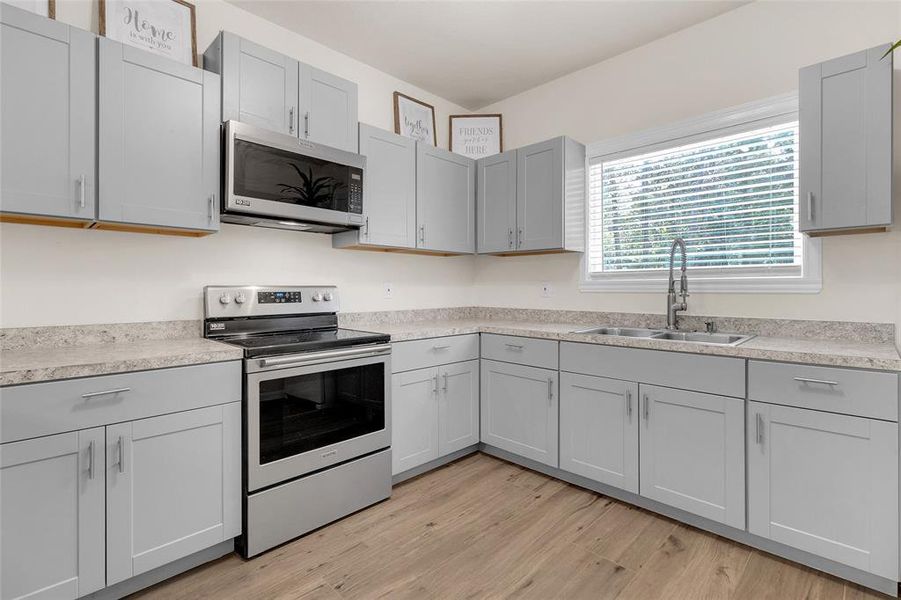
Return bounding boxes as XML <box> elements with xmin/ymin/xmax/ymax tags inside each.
<box><xmin>666</xmin><ymin>238</ymin><xmax>688</xmax><ymax>330</ymax></box>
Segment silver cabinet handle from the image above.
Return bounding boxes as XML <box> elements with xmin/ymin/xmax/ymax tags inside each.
<box><xmin>81</xmin><ymin>387</ymin><xmax>130</xmax><ymax>400</ymax></box>
<box><xmin>508</xmin><ymin>228</ymin><xmax>513</xmax><ymax>249</ymax></box>
<box><xmin>432</xmin><ymin>344</ymin><xmax>451</xmax><ymax>351</ymax></box>
<box><xmin>364</xmin><ymin>216</ymin><xmax>370</xmax><ymax>239</ymax></box>
<box><xmin>419</xmin><ymin>224</ymin><xmax>425</xmax><ymax>244</ymax></box>
<box><xmin>807</xmin><ymin>191</ymin><xmax>814</xmax><ymax>222</ymax></box>
<box><xmin>77</xmin><ymin>174</ymin><xmax>86</xmax><ymax>209</ymax></box>
<box><xmin>442</xmin><ymin>372</ymin><xmax>449</xmax><ymax>392</ymax></box>
<box><xmin>288</xmin><ymin>107</ymin><xmax>295</xmax><ymax>134</ymax></box>
<box><xmin>642</xmin><ymin>394</ymin><xmax>649</xmax><ymax>421</ymax></box>
<box><xmin>793</xmin><ymin>376</ymin><xmax>838</xmax><ymax>386</ymax></box>
<box><xmin>756</xmin><ymin>413</ymin><xmax>764</xmax><ymax>445</ymax></box>
<box><xmin>517</xmin><ymin>228</ymin><xmax>523</xmax><ymax>249</ymax></box>
<box><xmin>432</xmin><ymin>374</ymin><xmax>438</xmax><ymax>394</ymax></box>
<box><xmin>625</xmin><ymin>390</ymin><xmax>632</xmax><ymax>420</ymax></box>
<box><xmin>209</xmin><ymin>193</ymin><xmax>216</xmax><ymax>223</ymax></box>
<box><xmin>547</xmin><ymin>378</ymin><xmax>554</xmax><ymax>403</ymax></box>
<box><xmin>87</xmin><ymin>440</ymin><xmax>96</xmax><ymax>480</ymax></box>
<box><xmin>505</xmin><ymin>343</ymin><xmax>524</xmax><ymax>351</ymax></box>
<box><xmin>304</xmin><ymin>111</ymin><xmax>310</xmax><ymax>138</ymax></box>
<box><xmin>117</xmin><ymin>436</ymin><xmax>125</xmax><ymax>474</ymax></box>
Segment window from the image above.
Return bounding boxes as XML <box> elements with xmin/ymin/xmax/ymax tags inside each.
<box><xmin>582</xmin><ymin>94</ymin><xmax>821</xmax><ymax>293</ymax></box>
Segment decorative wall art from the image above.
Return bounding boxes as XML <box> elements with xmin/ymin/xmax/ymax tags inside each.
<box><xmin>100</xmin><ymin>0</ymin><xmax>198</xmax><ymax>67</ymax></box>
<box><xmin>393</xmin><ymin>91</ymin><xmax>437</xmax><ymax>146</ymax></box>
<box><xmin>449</xmin><ymin>114</ymin><xmax>503</xmax><ymax>159</ymax></box>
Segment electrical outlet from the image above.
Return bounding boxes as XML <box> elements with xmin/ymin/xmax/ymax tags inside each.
<box><xmin>541</xmin><ymin>282</ymin><xmax>553</xmax><ymax>297</ymax></box>
<box><xmin>384</xmin><ymin>283</ymin><xmax>393</xmax><ymax>299</ymax></box>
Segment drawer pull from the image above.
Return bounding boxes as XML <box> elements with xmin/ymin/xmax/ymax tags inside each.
<box><xmin>81</xmin><ymin>387</ymin><xmax>131</xmax><ymax>400</ymax></box>
<box><xmin>432</xmin><ymin>345</ymin><xmax>451</xmax><ymax>351</ymax></box>
<box><xmin>505</xmin><ymin>343</ymin><xmax>524</xmax><ymax>351</ymax></box>
<box><xmin>793</xmin><ymin>377</ymin><xmax>838</xmax><ymax>386</ymax></box>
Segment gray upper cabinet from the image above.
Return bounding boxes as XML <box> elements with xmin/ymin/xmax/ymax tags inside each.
<box><xmin>0</xmin><ymin>4</ymin><xmax>96</xmax><ymax>222</ymax></box>
<box><xmin>300</xmin><ymin>64</ymin><xmax>358</xmax><ymax>152</ymax></box>
<box><xmin>98</xmin><ymin>38</ymin><xmax>221</xmax><ymax>233</ymax></box>
<box><xmin>476</xmin><ymin>136</ymin><xmax>585</xmax><ymax>254</ymax></box>
<box><xmin>416</xmin><ymin>144</ymin><xmax>476</xmax><ymax>254</ymax></box>
<box><xmin>477</xmin><ymin>150</ymin><xmax>517</xmax><ymax>253</ymax></box>
<box><xmin>800</xmin><ymin>44</ymin><xmax>893</xmax><ymax>234</ymax></box>
<box><xmin>205</xmin><ymin>32</ymin><xmax>298</xmax><ymax>136</ymax></box>
<box><xmin>333</xmin><ymin>124</ymin><xmax>416</xmax><ymax>249</ymax></box>
<box><xmin>205</xmin><ymin>32</ymin><xmax>358</xmax><ymax>152</ymax></box>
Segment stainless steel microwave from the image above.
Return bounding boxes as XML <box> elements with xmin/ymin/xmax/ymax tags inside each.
<box><xmin>222</xmin><ymin>120</ymin><xmax>365</xmax><ymax>233</ymax></box>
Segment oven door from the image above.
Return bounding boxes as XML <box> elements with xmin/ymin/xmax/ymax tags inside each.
<box><xmin>224</xmin><ymin>120</ymin><xmax>365</xmax><ymax>228</ymax></box>
<box><xmin>246</xmin><ymin>345</ymin><xmax>390</xmax><ymax>492</ymax></box>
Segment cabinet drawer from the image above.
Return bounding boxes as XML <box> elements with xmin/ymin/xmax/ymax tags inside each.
<box><xmin>1</xmin><ymin>361</ymin><xmax>242</xmax><ymax>443</ymax></box>
<box><xmin>748</xmin><ymin>361</ymin><xmax>898</xmax><ymax>421</ymax></box>
<box><xmin>560</xmin><ymin>342</ymin><xmax>744</xmax><ymax>398</ymax></box>
<box><xmin>392</xmin><ymin>334</ymin><xmax>479</xmax><ymax>373</ymax></box>
<box><xmin>481</xmin><ymin>334</ymin><xmax>558</xmax><ymax>370</ymax></box>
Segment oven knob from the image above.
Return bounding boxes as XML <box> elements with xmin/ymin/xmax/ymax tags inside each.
<box><xmin>234</xmin><ymin>293</ymin><xmax>246</xmax><ymax>304</ymax></box>
<box><xmin>311</xmin><ymin>292</ymin><xmax>323</xmax><ymax>302</ymax></box>
<box><xmin>323</xmin><ymin>292</ymin><xmax>334</xmax><ymax>302</ymax></box>
<box><xmin>219</xmin><ymin>293</ymin><xmax>232</xmax><ymax>305</ymax></box>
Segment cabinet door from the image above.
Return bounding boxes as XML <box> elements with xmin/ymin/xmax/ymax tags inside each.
<box><xmin>748</xmin><ymin>401</ymin><xmax>898</xmax><ymax>579</ymax></box>
<box><xmin>391</xmin><ymin>367</ymin><xmax>439</xmax><ymax>475</ymax></box>
<box><xmin>639</xmin><ymin>384</ymin><xmax>744</xmax><ymax>529</ymax></box>
<box><xmin>1</xmin><ymin>429</ymin><xmax>105</xmax><ymax>600</ymax></box>
<box><xmin>106</xmin><ymin>403</ymin><xmax>240</xmax><ymax>585</ymax></box>
<box><xmin>300</xmin><ymin>64</ymin><xmax>358</xmax><ymax>152</ymax></box>
<box><xmin>416</xmin><ymin>144</ymin><xmax>476</xmax><ymax>253</ymax></box>
<box><xmin>0</xmin><ymin>5</ymin><xmax>95</xmax><ymax>220</ymax></box>
<box><xmin>98</xmin><ymin>39</ymin><xmax>221</xmax><ymax>232</ymax></box>
<box><xmin>358</xmin><ymin>124</ymin><xmax>416</xmax><ymax>248</ymax></box>
<box><xmin>560</xmin><ymin>373</ymin><xmax>638</xmax><ymax>493</ymax></box>
<box><xmin>477</xmin><ymin>150</ymin><xmax>517</xmax><ymax>253</ymax></box>
<box><xmin>480</xmin><ymin>359</ymin><xmax>558</xmax><ymax>467</ymax></box>
<box><xmin>800</xmin><ymin>44</ymin><xmax>892</xmax><ymax>232</ymax></box>
<box><xmin>219</xmin><ymin>33</ymin><xmax>298</xmax><ymax>136</ymax></box>
<box><xmin>516</xmin><ymin>138</ymin><xmax>563</xmax><ymax>251</ymax></box>
<box><xmin>438</xmin><ymin>360</ymin><xmax>479</xmax><ymax>456</ymax></box>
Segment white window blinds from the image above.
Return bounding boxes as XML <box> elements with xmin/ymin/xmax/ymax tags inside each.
<box><xmin>588</xmin><ymin>122</ymin><xmax>801</xmax><ymax>274</ymax></box>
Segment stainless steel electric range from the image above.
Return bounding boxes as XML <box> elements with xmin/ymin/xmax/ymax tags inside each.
<box><xmin>203</xmin><ymin>285</ymin><xmax>392</xmax><ymax>557</ymax></box>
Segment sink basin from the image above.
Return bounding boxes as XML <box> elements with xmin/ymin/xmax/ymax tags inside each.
<box><xmin>572</xmin><ymin>327</ymin><xmax>659</xmax><ymax>338</ymax></box>
<box><xmin>650</xmin><ymin>331</ymin><xmax>754</xmax><ymax>346</ymax></box>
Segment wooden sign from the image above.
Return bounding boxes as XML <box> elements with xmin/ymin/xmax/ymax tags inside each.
<box><xmin>100</xmin><ymin>0</ymin><xmax>198</xmax><ymax>67</ymax></box>
<box><xmin>394</xmin><ymin>92</ymin><xmax>437</xmax><ymax>146</ymax></box>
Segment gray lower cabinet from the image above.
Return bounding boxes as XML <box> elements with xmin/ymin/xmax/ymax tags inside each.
<box><xmin>205</xmin><ymin>31</ymin><xmax>298</xmax><ymax>135</ymax></box>
<box><xmin>333</xmin><ymin>124</ymin><xmax>417</xmax><ymax>249</ymax></box>
<box><xmin>799</xmin><ymin>44</ymin><xmax>893</xmax><ymax>234</ymax></box>
<box><xmin>300</xmin><ymin>64</ymin><xmax>358</xmax><ymax>152</ymax></box>
<box><xmin>106</xmin><ymin>403</ymin><xmax>241</xmax><ymax>585</ymax></box>
<box><xmin>391</xmin><ymin>360</ymin><xmax>479</xmax><ymax>476</ymax></box>
<box><xmin>0</xmin><ymin>4</ymin><xmax>96</xmax><ymax>222</ymax></box>
<box><xmin>748</xmin><ymin>400</ymin><xmax>898</xmax><ymax>579</ymax></box>
<box><xmin>476</xmin><ymin>137</ymin><xmax>585</xmax><ymax>254</ymax></box>
<box><xmin>1</xmin><ymin>428</ymin><xmax>106</xmax><ymax>600</ymax></box>
<box><xmin>638</xmin><ymin>384</ymin><xmax>745</xmax><ymax>529</ymax></box>
<box><xmin>417</xmin><ymin>144</ymin><xmax>476</xmax><ymax>254</ymax></box>
<box><xmin>559</xmin><ymin>372</ymin><xmax>638</xmax><ymax>493</ymax></box>
<box><xmin>98</xmin><ymin>38</ymin><xmax>221</xmax><ymax>233</ymax></box>
<box><xmin>480</xmin><ymin>359</ymin><xmax>558</xmax><ymax>467</ymax></box>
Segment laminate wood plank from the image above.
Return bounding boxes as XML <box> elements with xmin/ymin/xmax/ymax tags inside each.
<box><xmin>132</xmin><ymin>453</ymin><xmax>891</xmax><ymax>600</ymax></box>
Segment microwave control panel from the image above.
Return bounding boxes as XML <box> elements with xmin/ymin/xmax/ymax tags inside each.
<box><xmin>348</xmin><ymin>168</ymin><xmax>363</xmax><ymax>214</ymax></box>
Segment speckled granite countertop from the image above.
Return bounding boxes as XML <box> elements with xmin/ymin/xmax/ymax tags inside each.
<box><xmin>1</xmin><ymin>322</ymin><xmax>243</xmax><ymax>386</ymax></box>
<box><xmin>359</xmin><ymin>318</ymin><xmax>901</xmax><ymax>372</ymax></box>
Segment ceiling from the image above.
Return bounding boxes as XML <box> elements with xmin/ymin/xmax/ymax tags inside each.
<box><xmin>227</xmin><ymin>0</ymin><xmax>748</xmax><ymax>109</ymax></box>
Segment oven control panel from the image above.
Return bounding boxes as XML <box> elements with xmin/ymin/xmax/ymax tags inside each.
<box><xmin>204</xmin><ymin>285</ymin><xmax>339</xmax><ymax>318</ymax></box>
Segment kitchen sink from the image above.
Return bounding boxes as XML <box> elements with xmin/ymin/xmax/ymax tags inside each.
<box><xmin>572</xmin><ymin>326</ymin><xmax>754</xmax><ymax>346</ymax></box>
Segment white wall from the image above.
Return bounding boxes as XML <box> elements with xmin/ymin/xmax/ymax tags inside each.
<box><xmin>0</xmin><ymin>0</ymin><xmax>477</xmax><ymax>327</ymax></box>
<box><xmin>475</xmin><ymin>1</ymin><xmax>901</xmax><ymax>327</ymax></box>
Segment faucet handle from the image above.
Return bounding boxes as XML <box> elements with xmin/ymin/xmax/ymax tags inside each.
<box><xmin>704</xmin><ymin>320</ymin><xmax>717</xmax><ymax>333</ymax></box>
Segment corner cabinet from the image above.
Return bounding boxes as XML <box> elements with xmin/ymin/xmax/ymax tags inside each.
<box><xmin>98</xmin><ymin>39</ymin><xmax>221</xmax><ymax>234</ymax></box>
<box><xmin>417</xmin><ymin>144</ymin><xmax>476</xmax><ymax>254</ymax></box>
<box><xmin>476</xmin><ymin>136</ymin><xmax>585</xmax><ymax>255</ymax></box>
<box><xmin>204</xmin><ymin>31</ymin><xmax>358</xmax><ymax>153</ymax></box>
<box><xmin>0</xmin><ymin>4</ymin><xmax>96</xmax><ymax>224</ymax></box>
<box><xmin>799</xmin><ymin>44</ymin><xmax>893</xmax><ymax>234</ymax></box>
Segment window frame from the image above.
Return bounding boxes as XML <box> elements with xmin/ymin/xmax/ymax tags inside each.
<box><xmin>581</xmin><ymin>93</ymin><xmax>821</xmax><ymax>294</ymax></box>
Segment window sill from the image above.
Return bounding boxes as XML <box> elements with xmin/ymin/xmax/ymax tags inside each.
<box><xmin>580</xmin><ymin>275</ymin><xmax>822</xmax><ymax>294</ymax></box>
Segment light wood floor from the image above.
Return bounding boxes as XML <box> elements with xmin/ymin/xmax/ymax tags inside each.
<box><xmin>133</xmin><ymin>453</ymin><xmax>890</xmax><ymax>600</ymax></box>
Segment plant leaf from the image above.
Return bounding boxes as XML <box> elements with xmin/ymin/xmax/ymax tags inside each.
<box><xmin>881</xmin><ymin>39</ymin><xmax>901</xmax><ymax>60</ymax></box>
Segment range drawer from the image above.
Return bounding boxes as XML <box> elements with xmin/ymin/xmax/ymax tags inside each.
<box><xmin>748</xmin><ymin>361</ymin><xmax>898</xmax><ymax>421</ymax></box>
<box><xmin>392</xmin><ymin>334</ymin><xmax>479</xmax><ymax>373</ymax></box>
<box><xmin>481</xmin><ymin>334</ymin><xmax>558</xmax><ymax>370</ymax></box>
<box><xmin>560</xmin><ymin>342</ymin><xmax>745</xmax><ymax>398</ymax></box>
<box><xmin>1</xmin><ymin>361</ymin><xmax>241</xmax><ymax>443</ymax></box>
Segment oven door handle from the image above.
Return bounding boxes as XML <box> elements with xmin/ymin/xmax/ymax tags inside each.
<box><xmin>257</xmin><ymin>344</ymin><xmax>391</xmax><ymax>369</ymax></box>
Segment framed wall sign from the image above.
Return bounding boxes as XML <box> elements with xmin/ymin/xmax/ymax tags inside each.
<box><xmin>100</xmin><ymin>0</ymin><xmax>198</xmax><ymax>67</ymax></box>
<box><xmin>394</xmin><ymin>92</ymin><xmax>437</xmax><ymax>146</ymax></box>
<box><xmin>4</xmin><ymin>0</ymin><xmax>55</xmax><ymax>18</ymax></box>
<box><xmin>449</xmin><ymin>114</ymin><xmax>503</xmax><ymax>159</ymax></box>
